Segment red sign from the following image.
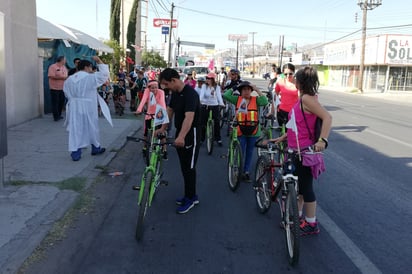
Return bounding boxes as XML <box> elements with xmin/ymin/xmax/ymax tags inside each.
<box><xmin>153</xmin><ymin>18</ymin><xmax>178</xmax><ymax>28</ymax></box>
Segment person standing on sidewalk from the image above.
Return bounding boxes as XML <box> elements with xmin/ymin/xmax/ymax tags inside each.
<box><xmin>63</xmin><ymin>56</ymin><xmax>110</xmax><ymax>161</ymax></box>
<box><xmin>157</xmin><ymin>68</ymin><xmax>201</xmax><ymax>214</ymax></box>
<box><xmin>48</xmin><ymin>56</ymin><xmax>68</xmax><ymax>121</ymax></box>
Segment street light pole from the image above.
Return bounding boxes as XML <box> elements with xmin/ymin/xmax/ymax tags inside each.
<box><xmin>357</xmin><ymin>0</ymin><xmax>382</xmax><ymax>93</ymax></box>
<box><xmin>249</xmin><ymin>32</ymin><xmax>257</xmax><ymax>78</ymax></box>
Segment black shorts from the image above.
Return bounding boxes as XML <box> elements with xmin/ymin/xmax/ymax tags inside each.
<box><xmin>130</xmin><ymin>88</ymin><xmax>137</xmax><ymax>99</ymax></box>
<box><xmin>144</xmin><ymin>119</ymin><xmax>162</xmax><ymax>137</ymax></box>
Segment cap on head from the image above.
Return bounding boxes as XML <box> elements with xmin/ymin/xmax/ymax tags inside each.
<box><xmin>237</xmin><ymin>81</ymin><xmax>253</xmax><ymax>92</ymax></box>
<box><xmin>206</xmin><ymin>72</ymin><xmax>216</xmax><ymax>79</ymax></box>
<box><xmin>197</xmin><ymin>76</ymin><xmax>206</xmax><ymax>82</ymax></box>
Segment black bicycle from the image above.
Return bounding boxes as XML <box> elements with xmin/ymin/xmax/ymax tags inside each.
<box><xmin>254</xmin><ymin>140</ymin><xmax>300</xmax><ymax>266</ymax></box>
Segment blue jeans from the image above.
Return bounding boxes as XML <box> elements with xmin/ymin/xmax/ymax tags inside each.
<box><xmin>238</xmin><ymin>135</ymin><xmax>257</xmax><ymax>174</ymax></box>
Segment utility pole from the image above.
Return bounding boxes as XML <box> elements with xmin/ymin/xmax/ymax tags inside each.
<box><xmin>249</xmin><ymin>32</ymin><xmax>257</xmax><ymax>78</ymax></box>
<box><xmin>121</xmin><ymin>0</ymin><xmax>125</xmax><ymax>55</ymax></box>
<box><xmin>278</xmin><ymin>35</ymin><xmax>284</xmax><ymax>69</ymax></box>
<box><xmin>357</xmin><ymin>0</ymin><xmax>382</xmax><ymax>92</ymax></box>
<box><xmin>135</xmin><ymin>0</ymin><xmax>142</xmax><ymax>66</ymax></box>
<box><xmin>167</xmin><ymin>2</ymin><xmax>175</xmax><ymax>67</ymax></box>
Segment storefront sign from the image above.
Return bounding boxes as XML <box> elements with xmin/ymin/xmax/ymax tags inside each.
<box><xmin>153</xmin><ymin>18</ymin><xmax>178</xmax><ymax>28</ymax></box>
<box><xmin>387</xmin><ymin>38</ymin><xmax>412</xmax><ymax>64</ymax></box>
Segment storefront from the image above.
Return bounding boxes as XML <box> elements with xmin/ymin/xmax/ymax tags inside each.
<box><xmin>324</xmin><ymin>34</ymin><xmax>412</xmax><ymax>92</ymax></box>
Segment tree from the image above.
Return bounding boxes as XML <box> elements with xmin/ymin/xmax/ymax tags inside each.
<box><xmin>142</xmin><ymin>50</ymin><xmax>167</xmax><ymax>68</ymax></box>
<box><xmin>110</xmin><ymin>0</ymin><xmax>121</xmax><ymax>42</ymax></box>
<box><xmin>100</xmin><ymin>40</ymin><xmax>125</xmax><ymax>80</ymax></box>
<box><xmin>127</xmin><ymin>0</ymin><xmax>139</xmax><ymax>63</ymax></box>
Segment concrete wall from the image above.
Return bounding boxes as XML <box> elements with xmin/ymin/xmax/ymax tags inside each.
<box><xmin>0</xmin><ymin>0</ymin><xmax>40</xmax><ymax>127</ymax></box>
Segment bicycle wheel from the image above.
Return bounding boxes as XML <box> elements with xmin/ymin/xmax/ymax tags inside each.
<box><xmin>256</xmin><ymin>129</ymin><xmax>269</xmax><ymax>157</ymax></box>
<box><xmin>283</xmin><ymin>183</ymin><xmax>300</xmax><ymax>265</ymax></box>
<box><xmin>219</xmin><ymin>107</ymin><xmax>225</xmax><ymax>129</ymax></box>
<box><xmin>228</xmin><ymin>142</ymin><xmax>242</xmax><ymax>191</ymax></box>
<box><xmin>206</xmin><ymin>119</ymin><xmax>214</xmax><ymax>155</ymax></box>
<box><xmin>254</xmin><ymin>156</ymin><xmax>272</xmax><ymax>213</ymax></box>
<box><xmin>135</xmin><ymin>171</ymin><xmax>152</xmax><ymax>242</ymax></box>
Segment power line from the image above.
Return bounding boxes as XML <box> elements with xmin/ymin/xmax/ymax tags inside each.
<box><xmin>175</xmin><ymin>5</ymin><xmax>353</xmax><ymax>33</ymax></box>
<box><xmin>155</xmin><ymin>0</ymin><xmax>169</xmax><ymax>13</ymax></box>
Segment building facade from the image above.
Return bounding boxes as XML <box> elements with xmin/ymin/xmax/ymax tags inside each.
<box><xmin>324</xmin><ymin>34</ymin><xmax>412</xmax><ymax>92</ymax></box>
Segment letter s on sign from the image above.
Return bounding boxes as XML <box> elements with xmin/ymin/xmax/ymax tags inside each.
<box><xmin>387</xmin><ymin>40</ymin><xmax>397</xmax><ymax>59</ymax></box>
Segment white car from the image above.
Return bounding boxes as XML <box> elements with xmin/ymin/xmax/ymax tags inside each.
<box><xmin>182</xmin><ymin>66</ymin><xmax>209</xmax><ymax>79</ymax></box>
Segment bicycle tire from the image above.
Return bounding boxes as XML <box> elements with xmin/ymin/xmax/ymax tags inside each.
<box><xmin>254</xmin><ymin>155</ymin><xmax>272</xmax><ymax>213</ymax></box>
<box><xmin>283</xmin><ymin>183</ymin><xmax>300</xmax><ymax>266</ymax></box>
<box><xmin>135</xmin><ymin>170</ymin><xmax>152</xmax><ymax>242</ymax></box>
<box><xmin>256</xmin><ymin>129</ymin><xmax>269</xmax><ymax>157</ymax></box>
<box><xmin>206</xmin><ymin>119</ymin><xmax>214</xmax><ymax>155</ymax></box>
<box><xmin>228</xmin><ymin>142</ymin><xmax>242</xmax><ymax>191</ymax></box>
<box><xmin>219</xmin><ymin>107</ymin><xmax>225</xmax><ymax>129</ymax></box>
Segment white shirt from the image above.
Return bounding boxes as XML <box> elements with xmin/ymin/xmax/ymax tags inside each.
<box><xmin>199</xmin><ymin>84</ymin><xmax>224</xmax><ymax>106</ymax></box>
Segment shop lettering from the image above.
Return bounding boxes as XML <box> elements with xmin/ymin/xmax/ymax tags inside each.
<box><xmin>387</xmin><ymin>40</ymin><xmax>412</xmax><ymax>60</ymax></box>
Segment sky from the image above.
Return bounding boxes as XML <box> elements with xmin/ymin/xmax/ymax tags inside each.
<box><xmin>36</xmin><ymin>0</ymin><xmax>412</xmax><ymax>52</ymax></box>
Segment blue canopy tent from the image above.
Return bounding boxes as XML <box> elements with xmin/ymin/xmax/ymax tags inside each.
<box><xmin>37</xmin><ymin>17</ymin><xmax>113</xmax><ymax>114</ymax></box>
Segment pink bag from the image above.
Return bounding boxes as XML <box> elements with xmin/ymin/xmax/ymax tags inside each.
<box><xmin>302</xmin><ymin>152</ymin><xmax>325</xmax><ymax>179</ymax></box>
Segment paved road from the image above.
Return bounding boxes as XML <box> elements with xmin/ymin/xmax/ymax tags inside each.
<box><xmin>17</xmin><ymin>83</ymin><xmax>412</xmax><ymax>274</ymax></box>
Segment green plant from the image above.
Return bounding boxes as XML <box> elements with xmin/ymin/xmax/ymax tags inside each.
<box><xmin>142</xmin><ymin>50</ymin><xmax>167</xmax><ymax>68</ymax></box>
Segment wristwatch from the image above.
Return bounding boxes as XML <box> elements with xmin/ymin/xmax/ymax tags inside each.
<box><xmin>318</xmin><ymin>137</ymin><xmax>328</xmax><ymax>149</ymax></box>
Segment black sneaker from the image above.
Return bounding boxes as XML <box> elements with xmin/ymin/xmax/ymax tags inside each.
<box><xmin>217</xmin><ymin>140</ymin><xmax>223</xmax><ymax>146</ymax></box>
<box><xmin>162</xmin><ymin>151</ymin><xmax>168</xmax><ymax>160</ymax></box>
<box><xmin>243</xmin><ymin>172</ymin><xmax>252</xmax><ymax>183</ymax></box>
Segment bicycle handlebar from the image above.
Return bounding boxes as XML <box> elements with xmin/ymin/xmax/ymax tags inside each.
<box><xmin>126</xmin><ymin>136</ymin><xmax>175</xmax><ymax>146</ymax></box>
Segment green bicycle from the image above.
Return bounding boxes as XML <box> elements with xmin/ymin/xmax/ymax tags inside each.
<box><xmin>227</xmin><ymin>117</ymin><xmax>243</xmax><ymax>191</ymax></box>
<box><xmin>257</xmin><ymin>114</ymin><xmax>277</xmax><ymax>157</ymax></box>
<box><xmin>127</xmin><ymin>114</ymin><xmax>172</xmax><ymax>242</ymax></box>
<box><xmin>205</xmin><ymin>107</ymin><xmax>214</xmax><ymax>155</ymax></box>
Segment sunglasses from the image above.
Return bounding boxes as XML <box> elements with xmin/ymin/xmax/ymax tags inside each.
<box><xmin>206</xmin><ymin>77</ymin><xmax>213</xmax><ymax>80</ymax></box>
<box><xmin>284</xmin><ymin>73</ymin><xmax>294</xmax><ymax>76</ymax></box>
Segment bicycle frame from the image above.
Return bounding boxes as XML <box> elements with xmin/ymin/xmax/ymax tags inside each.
<box><xmin>228</xmin><ymin>120</ymin><xmax>240</xmax><ymax>166</ymax></box>
<box><xmin>206</xmin><ymin>107</ymin><xmax>214</xmax><ymax>155</ymax></box>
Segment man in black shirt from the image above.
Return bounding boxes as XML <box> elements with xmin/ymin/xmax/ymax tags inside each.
<box><xmin>158</xmin><ymin>68</ymin><xmax>201</xmax><ymax>214</ymax></box>
<box><xmin>68</xmin><ymin>58</ymin><xmax>81</xmax><ymax>76</ymax></box>
<box><xmin>223</xmin><ymin>68</ymin><xmax>242</xmax><ymax>93</ymax></box>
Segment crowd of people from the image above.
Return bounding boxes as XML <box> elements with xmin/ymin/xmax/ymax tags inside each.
<box><xmin>49</xmin><ymin>57</ymin><xmax>332</xmax><ymax>234</ymax></box>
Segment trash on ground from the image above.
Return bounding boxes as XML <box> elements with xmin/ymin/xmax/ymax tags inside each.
<box><xmin>108</xmin><ymin>171</ymin><xmax>124</xmax><ymax>177</ymax></box>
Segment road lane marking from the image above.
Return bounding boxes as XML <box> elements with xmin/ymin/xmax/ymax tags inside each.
<box><xmin>317</xmin><ymin>207</ymin><xmax>382</xmax><ymax>274</ymax></box>
<box><xmin>365</xmin><ymin>128</ymin><xmax>412</xmax><ymax>149</ymax></box>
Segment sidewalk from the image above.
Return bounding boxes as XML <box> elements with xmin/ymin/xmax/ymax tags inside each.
<box><xmin>0</xmin><ymin>114</ymin><xmax>141</xmax><ymax>274</ymax></box>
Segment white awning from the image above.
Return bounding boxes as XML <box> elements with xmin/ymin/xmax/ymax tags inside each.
<box><xmin>37</xmin><ymin>17</ymin><xmax>113</xmax><ymax>53</ymax></box>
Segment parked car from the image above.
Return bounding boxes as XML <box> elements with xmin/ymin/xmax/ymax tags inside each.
<box><xmin>183</xmin><ymin>66</ymin><xmax>209</xmax><ymax>79</ymax></box>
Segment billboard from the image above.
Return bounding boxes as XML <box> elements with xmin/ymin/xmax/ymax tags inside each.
<box><xmin>153</xmin><ymin>18</ymin><xmax>178</xmax><ymax>28</ymax></box>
